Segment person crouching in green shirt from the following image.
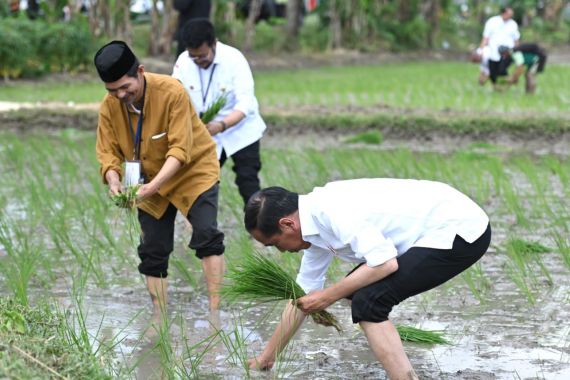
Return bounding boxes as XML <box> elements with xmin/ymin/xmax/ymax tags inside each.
<box><xmin>499</xmin><ymin>43</ymin><xmax>547</xmax><ymax>94</ymax></box>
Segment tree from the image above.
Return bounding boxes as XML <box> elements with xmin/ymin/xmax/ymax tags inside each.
<box><xmin>149</xmin><ymin>0</ymin><xmax>177</xmax><ymax>56</ymax></box>
<box><xmin>244</xmin><ymin>0</ymin><xmax>262</xmax><ymax>51</ymax></box>
<box><xmin>285</xmin><ymin>0</ymin><xmax>302</xmax><ymax>50</ymax></box>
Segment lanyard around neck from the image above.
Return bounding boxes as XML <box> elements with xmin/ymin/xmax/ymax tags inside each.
<box><xmin>125</xmin><ymin>79</ymin><xmax>147</xmax><ymax>160</ymax></box>
<box><xmin>199</xmin><ymin>63</ymin><xmax>217</xmax><ymax>106</ymax></box>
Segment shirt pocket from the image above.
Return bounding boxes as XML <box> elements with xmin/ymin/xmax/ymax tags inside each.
<box><xmin>185</xmin><ymin>85</ymin><xmax>204</xmax><ymax>111</ymax></box>
<box><xmin>146</xmin><ymin>132</ymin><xmax>169</xmax><ymax>163</ymax></box>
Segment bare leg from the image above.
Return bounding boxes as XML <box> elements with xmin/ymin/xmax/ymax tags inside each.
<box><xmin>525</xmin><ymin>72</ymin><xmax>536</xmax><ymax>94</ymax></box>
<box><xmin>360</xmin><ymin>320</ymin><xmax>419</xmax><ymax>380</ymax></box>
<box><xmin>146</xmin><ymin>276</ymin><xmax>168</xmax><ymax>312</ymax></box>
<box><xmin>202</xmin><ymin>254</ymin><xmax>225</xmax><ymax>311</ymax></box>
<box><xmin>479</xmin><ymin>73</ymin><xmax>489</xmax><ymax>86</ymax></box>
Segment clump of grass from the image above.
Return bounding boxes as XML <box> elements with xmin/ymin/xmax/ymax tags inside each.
<box><xmin>344</xmin><ymin>130</ymin><xmax>383</xmax><ymax>145</ymax></box>
<box><xmin>110</xmin><ymin>184</ymin><xmax>140</xmax><ymax>209</ymax></box>
<box><xmin>201</xmin><ymin>93</ymin><xmax>228</xmax><ymax>124</ymax></box>
<box><xmin>221</xmin><ymin>250</ymin><xmax>342</xmax><ymax>332</ymax></box>
<box><xmin>396</xmin><ymin>325</ymin><xmax>449</xmax><ymax>344</ymax></box>
<box><xmin>507</xmin><ymin>238</ymin><xmax>551</xmax><ymax>255</ymax></box>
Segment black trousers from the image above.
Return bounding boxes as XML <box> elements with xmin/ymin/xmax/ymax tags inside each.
<box><xmin>489</xmin><ymin>58</ymin><xmax>511</xmax><ymax>83</ymax></box>
<box><xmin>219</xmin><ymin>140</ymin><xmax>261</xmax><ymax>206</ymax></box>
<box><xmin>137</xmin><ymin>183</ymin><xmax>225</xmax><ymax>278</ymax></box>
<box><xmin>349</xmin><ymin>224</ymin><xmax>491</xmax><ymax>323</ymax></box>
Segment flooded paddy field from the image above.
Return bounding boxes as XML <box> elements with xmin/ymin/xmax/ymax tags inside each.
<box><xmin>1</xmin><ymin>129</ymin><xmax>569</xmax><ymax>379</ymax></box>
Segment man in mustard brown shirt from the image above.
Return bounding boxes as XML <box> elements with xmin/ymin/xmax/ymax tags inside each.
<box><xmin>94</xmin><ymin>40</ymin><xmax>225</xmax><ymax>314</ymax></box>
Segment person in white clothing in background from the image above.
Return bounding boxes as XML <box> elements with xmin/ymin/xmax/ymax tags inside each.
<box><xmin>244</xmin><ymin>178</ymin><xmax>491</xmax><ymax>379</ymax></box>
<box><xmin>479</xmin><ymin>5</ymin><xmax>520</xmax><ymax>87</ymax></box>
<box><xmin>173</xmin><ymin>18</ymin><xmax>267</xmax><ymax>207</ymax></box>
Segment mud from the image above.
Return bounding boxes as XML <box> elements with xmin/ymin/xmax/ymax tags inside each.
<box><xmin>30</xmin><ymin>133</ymin><xmax>569</xmax><ymax>380</ymax></box>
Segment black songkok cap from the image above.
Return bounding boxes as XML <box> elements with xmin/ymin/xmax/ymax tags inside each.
<box><xmin>94</xmin><ymin>40</ymin><xmax>137</xmax><ymax>83</ymax></box>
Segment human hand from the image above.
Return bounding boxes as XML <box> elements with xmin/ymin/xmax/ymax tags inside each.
<box><xmin>206</xmin><ymin>121</ymin><xmax>224</xmax><ymax>136</ymax></box>
<box><xmin>248</xmin><ymin>355</ymin><xmax>274</xmax><ymax>370</ymax></box>
<box><xmin>296</xmin><ymin>289</ymin><xmax>333</xmax><ymax>313</ymax></box>
<box><xmin>108</xmin><ymin>180</ymin><xmax>123</xmax><ymax>197</ymax></box>
<box><xmin>136</xmin><ymin>182</ymin><xmax>159</xmax><ymax>201</ymax></box>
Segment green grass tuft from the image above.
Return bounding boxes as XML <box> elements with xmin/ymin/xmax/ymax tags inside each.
<box><xmin>345</xmin><ymin>130</ymin><xmax>383</xmax><ymax>144</ymax></box>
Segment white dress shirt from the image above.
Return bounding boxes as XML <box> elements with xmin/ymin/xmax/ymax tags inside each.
<box><xmin>483</xmin><ymin>15</ymin><xmax>520</xmax><ymax>61</ymax></box>
<box><xmin>295</xmin><ymin>178</ymin><xmax>490</xmax><ymax>293</ymax></box>
<box><xmin>172</xmin><ymin>41</ymin><xmax>266</xmax><ymax>158</ymax></box>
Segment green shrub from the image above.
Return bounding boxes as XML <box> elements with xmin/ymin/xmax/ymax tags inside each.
<box><xmin>0</xmin><ymin>25</ymin><xmax>32</xmax><ymax>79</ymax></box>
<box><xmin>0</xmin><ymin>17</ymin><xmax>94</xmax><ymax>78</ymax></box>
<box><xmin>299</xmin><ymin>14</ymin><xmax>330</xmax><ymax>52</ymax></box>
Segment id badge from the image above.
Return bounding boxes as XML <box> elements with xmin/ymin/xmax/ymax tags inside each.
<box><xmin>125</xmin><ymin>160</ymin><xmax>142</xmax><ymax>186</ymax></box>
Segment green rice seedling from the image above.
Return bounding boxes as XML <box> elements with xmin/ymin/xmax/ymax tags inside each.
<box><xmin>0</xmin><ymin>217</ymin><xmax>41</xmax><ymax>306</ymax></box>
<box><xmin>461</xmin><ymin>262</ymin><xmax>491</xmax><ymax>304</ymax></box>
<box><xmin>110</xmin><ymin>184</ymin><xmax>140</xmax><ymax>209</ymax></box>
<box><xmin>170</xmin><ymin>252</ymin><xmax>198</xmax><ymax>289</ymax></box>
<box><xmin>109</xmin><ymin>185</ymin><xmax>141</xmax><ymax>244</ymax></box>
<box><xmin>172</xmin><ymin>322</ymin><xmax>220</xmax><ymax>379</ymax></box>
<box><xmin>222</xmin><ymin>250</ymin><xmax>342</xmax><ymax>332</ymax></box>
<box><xmin>551</xmin><ymin>231</ymin><xmax>570</xmax><ymax>270</ymax></box>
<box><xmin>505</xmin><ymin>262</ymin><xmax>536</xmax><ymax>305</ymax></box>
<box><xmin>201</xmin><ymin>93</ymin><xmax>228</xmax><ymax>124</ymax></box>
<box><xmin>543</xmin><ymin>156</ymin><xmax>570</xmax><ymax>193</ymax></box>
<box><xmin>217</xmin><ymin>314</ymin><xmax>251</xmax><ymax>376</ymax></box>
<box><xmin>506</xmin><ymin>238</ymin><xmax>552</xmax><ymax>286</ymax></box>
<box><xmin>501</xmin><ymin>178</ymin><xmax>529</xmax><ymax>227</ymax></box>
<box><xmin>396</xmin><ymin>325</ymin><xmax>449</xmax><ymax>344</ymax></box>
<box><xmin>344</xmin><ymin>130</ymin><xmax>383</xmax><ymax>145</ymax></box>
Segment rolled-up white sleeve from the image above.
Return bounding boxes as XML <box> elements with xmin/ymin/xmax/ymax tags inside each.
<box><xmin>231</xmin><ymin>54</ymin><xmax>256</xmax><ymax>116</ymax></box>
<box><xmin>296</xmin><ymin>247</ymin><xmax>334</xmax><ymax>294</ymax></box>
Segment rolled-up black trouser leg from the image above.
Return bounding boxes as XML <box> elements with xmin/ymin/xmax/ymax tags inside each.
<box><xmin>230</xmin><ymin>140</ymin><xmax>262</xmax><ymax>206</ymax></box>
<box><xmin>350</xmin><ymin>224</ymin><xmax>491</xmax><ymax>323</ymax></box>
<box><xmin>187</xmin><ymin>183</ymin><xmax>225</xmax><ymax>259</ymax></box>
<box><xmin>137</xmin><ymin>203</ymin><xmax>178</xmax><ymax>278</ymax></box>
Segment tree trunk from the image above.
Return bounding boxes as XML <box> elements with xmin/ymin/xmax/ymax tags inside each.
<box><xmin>285</xmin><ymin>0</ymin><xmax>302</xmax><ymax>51</ymax></box>
<box><xmin>224</xmin><ymin>1</ymin><xmax>237</xmax><ymax>43</ymax></box>
<box><xmin>244</xmin><ymin>0</ymin><xmax>262</xmax><ymax>52</ymax></box>
<box><xmin>329</xmin><ymin>0</ymin><xmax>342</xmax><ymax>50</ymax></box>
<box><xmin>88</xmin><ymin>0</ymin><xmax>99</xmax><ymax>36</ymax></box>
<box><xmin>149</xmin><ymin>0</ymin><xmax>161</xmax><ymax>56</ymax></box>
<box><xmin>398</xmin><ymin>0</ymin><xmax>412</xmax><ymax>22</ymax></box>
<box><xmin>425</xmin><ymin>0</ymin><xmax>440</xmax><ymax>48</ymax></box>
<box><xmin>158</xmin><ymin>0</ymin><xmax>177</xmax><ymax>55</ymax></box>
<box><xmin>114</xmin><ymin>0</ymin><xmax>132</xmax><ymax>44</ymax></box>
<box><xmin>543</xmin><ymin>0</ymin><xmax>566</xmax><ymax>27</ymax></box>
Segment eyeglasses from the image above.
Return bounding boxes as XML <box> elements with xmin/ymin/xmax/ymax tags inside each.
<box><xmin>189</xmin><ymin>47</ymin><xmax>214</xmax><ymax>62</ymax></box>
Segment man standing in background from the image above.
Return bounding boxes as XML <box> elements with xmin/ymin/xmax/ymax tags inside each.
<box><xmin>173</xmin><ymin>0</ymin><xmax>211</xmax><ymax>57</ymax></box>
<box><xmin>479</xmin><ymin>6</ymin><xmax>520</xmax><ymax>87</ymax></box>
<box><xmin>173</xmin><ymin>18</ymin><xmax>267</xmax><ymax>208</ymax></box>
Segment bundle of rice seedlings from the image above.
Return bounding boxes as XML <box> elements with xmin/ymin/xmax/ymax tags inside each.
<box><xmin>109</xmin><ymin>184</ymin><xmax>141</xmax><ymax>243</ymax></box>
<box><xmin>201</xmin><ymin>93</ymin><xmax>228</xmax><ymax>124</ymax></box>
<box><xmin>110</xmin><ymin>184</ymin><xmax>140</xmax><ymax>209</ymax></box>
<box><xmin>395</xmin><ymin>325</ymin><xmax>449</xmax><ymax>344</ymax></box>
<box><xmin>221</xmin><ymin>250</ymin><xmax>342</xmax><ymax>333</ymax></box>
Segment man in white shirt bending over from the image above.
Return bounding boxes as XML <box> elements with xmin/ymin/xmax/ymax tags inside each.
<box><xmin>244</xmin><ymin>178</ymin><xmax>491</xmax><ymax>379</ymax></box>
<box><xmin>480</xmin><ymin>5</ymin><xmax>520</xmax><ymax>86</ymax></box>
<box><xmin>173</xmin><ymin>18</ymin><xmax>266</xmax><ymax>207</ymax></box>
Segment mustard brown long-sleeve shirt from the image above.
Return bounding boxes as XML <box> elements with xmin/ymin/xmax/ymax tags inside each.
<box><xmin>96</xmin><ymin>72</ymin><xmax>220</xmax><ymax>219</ymax></box>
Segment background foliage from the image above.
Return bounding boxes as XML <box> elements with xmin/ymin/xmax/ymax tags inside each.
<box><xmin>1</xmin><ymin>0</ymin><xmax>569</xmax><ymax>78</ymax></box>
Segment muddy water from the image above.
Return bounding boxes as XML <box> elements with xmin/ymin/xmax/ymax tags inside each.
<box><xmin>46</xmin><ymin>234</ymin><xmax>570</xmax><ymax>379</ymax></box>
<box><xmin>11</xmin><ymin>133</ymin><xmax>570</xmax><ymax>379</ymax></box>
